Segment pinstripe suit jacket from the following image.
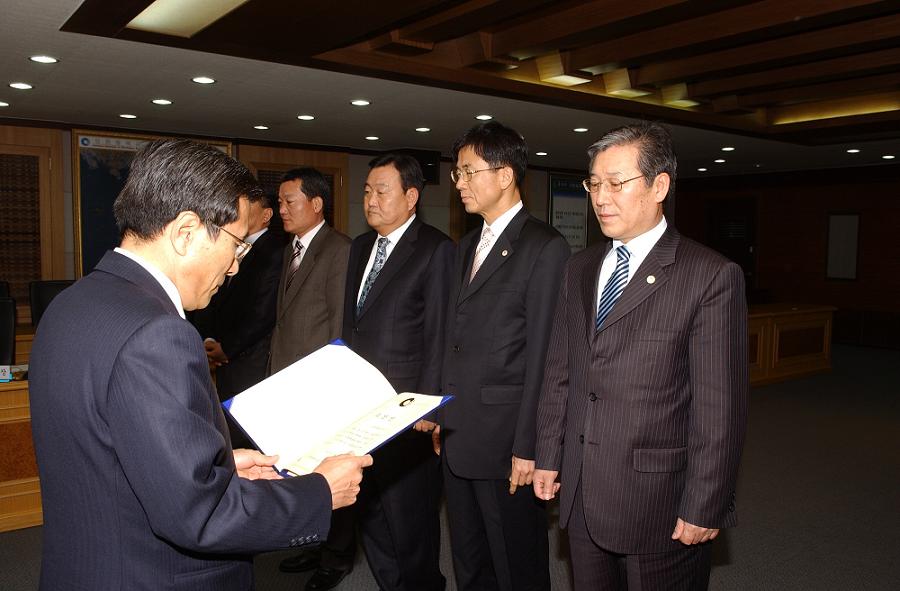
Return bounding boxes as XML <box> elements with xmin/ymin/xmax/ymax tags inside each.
<box><xmin>269</xmin><ymin>224</ymin><xmax>351</xmax><ymax>373</ymax></box>
<box><xmin>29</xmin><ymin>251</ymin><xmax>332</xmax><ymax>591</ymax></box>
<box><xmin>535</xmin><ymin>226</ymin><xmax>749</xmax><ymax>554</ymax></box>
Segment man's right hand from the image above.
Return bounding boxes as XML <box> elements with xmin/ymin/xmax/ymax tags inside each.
<box><xmin>533</xmin><ymin>469</ymin><xmax>560</xmax><ymax>501</ymax></box>
<box><xmin>313</xmin><ymin>454</ymin><xmax>373</xmax><ymax>509</ymax></box>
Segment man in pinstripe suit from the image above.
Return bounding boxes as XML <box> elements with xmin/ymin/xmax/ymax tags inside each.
<box><xmin>533</xmin><ymin>122</ymin><xmax>749</xmax><ymax>590</ymax></box>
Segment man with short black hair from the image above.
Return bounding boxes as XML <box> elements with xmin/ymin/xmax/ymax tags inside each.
<box><xmin>435</xmin><ymin>122</ymin><xmax>570</xmax><ymax>591</ymax></box>
<box><xmin>345</xmin><ymin>153</ymin><xmax>452</xmax><ymax>591</ymax></box>
<box><xmin>270</xmin><ymin>167</ymin><xmax>354</xmax><ymax>590</ymax></box>
<box><xmin>29</xmin><ymin>138</ymin><xmax>370</xmax><ymax>591</ymax></box>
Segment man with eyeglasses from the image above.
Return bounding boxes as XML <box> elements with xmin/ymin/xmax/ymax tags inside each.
<box><xmin>28</xmin><ymin>138</ymin><xmax>371</xmax><ymax>591</ymax></box>
<box><xmin>433</xmin><ymin>121</ymin><xmax>570</xmax><ymax>591</ymax></box>
<box><xmin>533</xmin><ymin>122</ymin><xmax>749</xmax><ymax>590</ymax></box>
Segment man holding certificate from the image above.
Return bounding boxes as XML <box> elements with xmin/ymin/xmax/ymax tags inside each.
<box><xmin>29</xmin><ymin>139</ymin><xmax>371</xmax><ymax>591</ymax></box>
<box><xmin>343</xmin><ymin>153</ymin><xmax>453</xmax><ymax>591</ymax></box>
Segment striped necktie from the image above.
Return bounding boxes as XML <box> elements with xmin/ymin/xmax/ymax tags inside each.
<box><xmin>469</xmin><ymin>226</ymin><xmax>494</xmax><ymax>283</ymax></box>
<box><xmin>596</xmin><ymin>245</ymin><xmax>630</xmax><ymax>330</ymax></box>
<box><xmin>285</xmin><ymin>241</ymin><xmax>303</xmax><ymax>292</ymax></box>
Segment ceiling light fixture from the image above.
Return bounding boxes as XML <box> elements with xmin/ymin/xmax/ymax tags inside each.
<box><xmin>351</xmin><ymin>99</ymin><xmax>370</xmax><ymax>106</ymax></box>
<box><xmin>573</xmin><ymin>127</ymin><xmax>589</xmax><ymax>133</ymax></box>
<box><xmin>883</xmin><ymin>155</ymin><xmax>895</xmax><ymax>160</ymax></box>
<box><xmin>253</xmin><ymin>125</ymin><xmax>269</xmax><ymax>130</ymax></box>
<box><xmin>192</xmin><ymin>76</ymin><xmax>215</xmax><ymax>84</ymax></box>
<box><xmin>297</xmin><ymin>114</ymin><xmax>315</xmax><ymax>121</ymax></box>
<box><xmin>151</xmin><ymin>98</ymin><xmax>172</xmax><ymax>105</ymax></box>
<box><xmin>536</xmin><ymin>152</ymin><xmax>548</xmax><ymax>156</ymax></box>
<box><xmin>475</xmin><ymin>114</ymin><xmax>492</xmax><ymax>120</ymax></box>
<box><xmin>714</xmin><ymin>159</ymin><xmax>726</xmax><ymax>163</ymax></box>
<box><xmin>697</xmin><ymin>168</ymin><xmax>708</xmax><ymax>172</ymax></box>
<box><xmin>30</xmin><ymin>55</ymin><xmax>58</xmax><ymax>64</ymax></box>
<box><xmin>365</xmin><ymin>136</ymin><xmax>379</xmax><ymax>141</ymax></box>
<box><xmin>0</xmin><ymin>101</ymin><xmax>8</xmax><ymax>107</ymax></box>
<box><xmin>127</xmin><ymin>0</ymin><xmax>250</xmax><ymax>38</ymax></box>
<box><xmin>721</xmin><ymin>147</ymin><xmax>735</xmax><ymax>152</ymax></box>
<box><xmin>9</xmin><ymin>82</ymin><xmax>32</xmax><ymax>90</ymax></box>
<box><xmin>415</xmin><ymin>127</ymin><xmax>430</xmax><ymax>132</ymax></box>
<box><xmin>119</xmin><ymin>114</ymin><xmax>137</xmax><ymax>119</ymax></box>
<box><xmin>846</xmin><ymin>149</ymin><xmax>860</xmax><ymax>154</ymax></box>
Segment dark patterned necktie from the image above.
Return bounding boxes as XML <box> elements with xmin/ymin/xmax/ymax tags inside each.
<box><xmin>596</xmin><ymin>245</ymin><xmax>630</xmax><ymax>330</ymax></box>
<box><xmin>285</xmin><ymin>241</ymin><xmax>303</xmax><ymax>292</ymax></box>
<box><xmin>357</xmin><ymin>237</ymin><xmax>389</xmax><ymax>315</ymax></box>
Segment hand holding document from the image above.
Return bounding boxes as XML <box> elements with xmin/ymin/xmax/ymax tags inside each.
<box><xmin>224</xmin><ymin>343</ymin><xmax>452</xmax><ymax>476</ymax></box>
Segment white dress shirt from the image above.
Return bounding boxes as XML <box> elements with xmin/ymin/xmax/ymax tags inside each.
<box><xmin>474</xmin><ymin>200</ymin><xmax>523</xmax><ymax>263</ymax></box>
<box><xmin>114</xmin><ymin>247</ymin><xmax>185</xmax><ymax>319</ymax></box>
<box><xmin>595</xmin><ymin>216</ymin><xmax>668</xmax><ymax>311</ymax></box>
<box><xmin>356</xmin><ymin>214</ymin><xmax>417</xmax><ymax>304</ymax></box>
<box><xmin>291</xmin><ymin>219</ymin><xmax>326</xmax><ymax>265</ymax></box>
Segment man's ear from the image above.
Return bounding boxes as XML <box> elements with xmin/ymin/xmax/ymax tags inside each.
<box><xmin>405</xmin><ymin>188</ymin><xmax>419</xmax><ymax>212</ymax></box>
<box><xmin>169</xmin><ymin>211</ymin><xmax>203</xmax><ymax>256</ymax></box>
<box><xmin>498</xmin><ymin>166</ymin><xmax>515</xmax><ymax>191</ymax></box>
<box><xmin>311</xmin><ymin>196</ymin><xmax>324</xmax><ymax>214</ymax></box>
<box><xmin>652</xmin><ymin>173</ymin><xmax>670</xmax><ymax>204</ymax></box>
<box><xmin>262</xmin><ymin>207</ymin><xmax>274</xmax><ymax>225</ymax></box>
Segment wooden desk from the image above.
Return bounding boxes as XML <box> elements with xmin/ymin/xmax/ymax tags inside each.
<box><xmin>0</xmin><ymin>380</ymin><xmax>42</xmax><ymax>531</ymax></box>
<box><xmin>749</xmin><ymin>304</ymin><xmax>835</xmax><ymax>386</ymax></box>
<box><xmin>15</xmin><ymin>325</ymin><xmax>34</xmax><ymax>365</ymax></box>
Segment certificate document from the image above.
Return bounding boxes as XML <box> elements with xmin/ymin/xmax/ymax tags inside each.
<box><xmin>223</xmin><ymin>342</ymin><xmax>452</xmax><ymax>475</ymax></box>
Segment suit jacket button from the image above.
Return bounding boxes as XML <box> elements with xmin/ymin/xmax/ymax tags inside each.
<box><xmin>453</xmin><ymin>345</ymin><xmax>460</xmax><ymax>353</ymax></box>
<box><xmin>578</xmin><ymin>434</ymin><xmax>584</xmax><ymax>444</ymax></box>
<box><xmin>588</xmin><ymin>392</ymin><xmax>597</xmax><ymax>402</ymax></box>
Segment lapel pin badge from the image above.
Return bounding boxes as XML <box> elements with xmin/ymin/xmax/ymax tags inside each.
<box><xmin>501</xmin><ymin>249</ymin><xmax>509</xmax><ymax>257</ymax></box>
<box><xmin>646</xmin><ymin>275</ymin><xmax>656</xmax><ymax>284</ymax></box>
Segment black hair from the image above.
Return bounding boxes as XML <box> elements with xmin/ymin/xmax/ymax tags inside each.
<box><xmin>451</xmin><ymin>121</ymin><xmax>528</xmax><ymax>186</ymax></box>
<box><xmin>368</xmin><ymin>153</ymin><xmax>425</xmax><ymax>195</ymax></box>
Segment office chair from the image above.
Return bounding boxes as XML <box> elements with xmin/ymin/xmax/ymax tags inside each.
<box><xmin>29</xmin><ymin>280</ymin><xmax>74</xmax><ymax>327</ymax></box>
<box><xmin>0</xmin><ymin>280</ymin><xmax>9</xmax><ymax>299</ymax></box>
<box><xmin>0</xmin><ymin>297</ymin><xmax>15</xmax><ymax>366</ymax></box>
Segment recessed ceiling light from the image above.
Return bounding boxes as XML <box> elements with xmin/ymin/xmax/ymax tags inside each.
<box><xmin>30</xmin><ymin>55</ymin><xmax>58</xmax><ymax>64</ymax></box>
<box><xmin>721</xmin><ymin>146</ymin><xmax>735</xmax><ymax>152</ymax></box>
<box><xmin>536</xmin><ymin>152</ymin><xmax>548</xmax><ymax>156</ymax></box>
<box><xmin>0</xmin><ymin>101</ymin><xmax>8</xmax><ymax>107</ymax></box>
<box><xmin>9</xmin><ymin>82</ymin><xmax>32</xmax><ymax>90</ymax></box>
<box><xmin>415</xmin><ymin>127</ymin><xmax>431</xmax><ymax>132</ymax></box>
<box><xmin>351</xmin><ymin>99</ymin><xmax>370</xmax><ymax>106</ymax></box>
<box><xmin>475</xmin><ymin>114</ymin><xmax>493</xmax><ymax>120</ymax></box>
<box><xmin>883</xmin><ymin>155</ymin><xmax>895</xmax><ymax>160</ymax></box>
<box><xmin>119</xmin><ymin>114</ymin><xmax>137</xmax><ymax>119</ymax></box>
<box><xmin>697</xmin><ymin>167</ymin><xmax>708</xmax><ymax>172</ymax></box>
<box><xmin>365</xmin><ymin>136</ymin><xmax>379</xmax><ymax>141</ymax></box>
<box><xmin>297</xmin><ymin>114</ymin><xmax>315</xmax><ymax>121</ymax></box>
<box><xmin>714</xmin><ymin>159</ymin><xmax>726</xmax><ymax>163</ymax></box>
<box><xmin>846</xmin><ymin>148</ymin><xmax>860</xmax><ymax>154</ymax></box>
<box><xmin>573</xmin><ymin>127</ymin><xmax>589</xmax><ymax>133</ymax></box>
<box><xmin>192</xmin><ymin>76</ymin><xmax>215</xmax><ymax>84</ymax></box>
<box><xmin>253</xmin><ymin>125</ymin><xmax>269</xmax><ymax>130</ymax></box>
<box><xmin>151</xmin><ymin>98</ymin><xmax>172</xmax><ymax>105</ymax></box>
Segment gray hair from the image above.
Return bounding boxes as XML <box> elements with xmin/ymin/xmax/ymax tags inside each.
<box><xmin>587</xmin><ymin>121</ymin><xmax>677</xmax><ymax>200</ymax></box>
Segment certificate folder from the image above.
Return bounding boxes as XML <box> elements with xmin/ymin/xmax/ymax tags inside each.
<box><xmin>223</xmin><ymin>342</ymin><xmax>452</xmax><ymax>476</ymax></box>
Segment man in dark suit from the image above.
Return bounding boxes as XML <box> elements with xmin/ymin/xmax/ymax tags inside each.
<box><xmin>199</xmin><ymin>191</ymin><xmax>284</xmax><ymax>400</ymax></box>
<box><xmin>269</xmin><ymin>168</ymin><xmax>354</xmax><ymax>590</ymax></box>
<box><xmin>343</xmin><ymin>153</ymin><xmax>452</xmax><ymax>591</ymax></box>
<box><xmin>533</xmin><ymin>122</ymin><xmax>750</xmax><ymax>590</ymax></box>
<box><xmin>28</xmin><ymin>138</ymin><xmax>370</xmax><ymax>591</ymax></box>
<box><xmin>436</xmin><ymin>122</ymin><xmax>570</xmax><ymax>591</ymax></box>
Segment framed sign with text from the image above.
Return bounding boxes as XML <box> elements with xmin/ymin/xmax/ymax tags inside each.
<box><xmin>549</xmin><ymin>173</ymin><xmax>589</xmax><ymax>252</ymax></box>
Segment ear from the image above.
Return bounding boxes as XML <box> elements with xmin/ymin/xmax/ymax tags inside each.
<box><xmin>311</xmin><ymin>196</ymin><xmax>324</xmax><ymax>214</ymax></box>
<box><xmin>652</xmin><ymin>173</ymin><xmax>670</xmax><ymax>204</ymax></box>
<box><xmin>405</xmin><ymin>188</ymin><xmax>419</xmax><ymax>212</ymax></box>
<box><xmin>498</xmin><ymin>166</ymin><xmax>515</xmax><ymax>191</ymax></box>
<box><xmin>168</xmin><ymin>211</ymin><xmax>204</xmax><ymax>256</ymax></box>
<box><xmin>261</xmin><ymin>207</ymin><xmax>274</xmax><ymax>225</ymax></box>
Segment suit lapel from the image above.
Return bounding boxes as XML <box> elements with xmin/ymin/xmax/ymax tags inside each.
<box><xmin>458</xmin><ymin>208</ymin><xmax>528</xmax><ymax>304</ymax></box>
<box><xmin>351</xmin><ymin>232</ymin><xmax>377</xmax><ymax>311</ymax></box>
<box><xmin>357</xmin><ymin>220</ymin><xmax>419</xmax><ymax>318</ymax></box>
<box><xmin>583</xmin><ymin>242</ymin><xmax>611</xmax><ymax>331</ymax></box>
<box><xmin>596</xmin><ymin>226</ymin><xmax>679</xmax><ymax>333</ymax></box>
<box><xmin>279</xmin><ymin>225</ymin><xmax>329</xmax><ymax>317</ymax></box>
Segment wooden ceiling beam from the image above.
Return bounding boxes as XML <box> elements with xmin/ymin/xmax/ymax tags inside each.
<box><xmin>768</xmin><ymin>90</ymin><xmax>900</xmax><ymax>125</ymax></box>
<box><xmin>398</xmin><ymin>0</ymin><xmax>555</xmax><ymax>43</ymax></box>
<box><xmin>688</xmin><ymin>47</ymin><xmax>900</xmax><ymax>99</ymax></box>
<box><xmin>636</xmin><ymin>12</ymin><xmax>900</xmax><ymax>86</ymax></box>
<box><xmin>488</xmin><ymin>0</ymin><xmax>689</xmax><ymax>60</ymax></box>
<box><xmin>731</xmin><ymin>72</ymin><xmax>900</xmax><ymax>110</ymax></box>
<box><xmin>569</xmin><ymin>0</ymin><xmax>884</xmax><ymax>72</ymax></box>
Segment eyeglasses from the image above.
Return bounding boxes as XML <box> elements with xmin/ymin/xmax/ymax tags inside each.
<box><xmin>582</xmin><ymin>174</ymin><xmax>645</xmax><ymax>194</ymax></box>
<box><xmin>450</xmin><ymin>166</ymin><xmax>503</xmax><ymax>183</ymax></box>
<box><xmin>212</xmin><ymin>224</ymin><xmax>252</xmax><ymax>263</ymax></box>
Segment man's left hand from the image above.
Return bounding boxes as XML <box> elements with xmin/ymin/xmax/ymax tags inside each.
<box><xmin>509</xmin><ymin>456</ymin><xmax>535</xmax><ymax>494</ymax></box>
<box><xmin>204</xmin><ymin>339</ymin><xmax>229</xmax><ymax>367</ymax></box>
<box><xmin>671</xmin><ymin>517</ymin><xmax>719</xmax><ymax>545</ymax></box>
<box><xmin>233</xmin><ymin>449</ymin><xmax>283</xmax><ymax>480</ymax></box>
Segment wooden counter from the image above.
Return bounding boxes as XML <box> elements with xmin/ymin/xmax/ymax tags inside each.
<box><xmin>15</xmin><ymin>325</ymin><xmax>34</xmax><ymax>365</ymax></box>
<box><xmin>0</xmin><ymin>380</ymin><xmax>42</xmax><ymax>531</ymax></box>
<box><xmin>748</xmin><ymin>304</ymin><xmax>835</xmax><ymax>386</ymax></box>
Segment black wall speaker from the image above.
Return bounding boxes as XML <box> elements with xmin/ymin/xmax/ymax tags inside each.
<box><xmin>389</xmin><ymin>148</ymin><xmax>442</xmax><ymax>185</ymax></box>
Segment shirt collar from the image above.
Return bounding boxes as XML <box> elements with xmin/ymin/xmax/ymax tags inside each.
<box><xmin>246</xmin><ymin>227</ymin><xmax>267</xmax><ymax>245</ymax></box>
<box><xmin>612</xmin><ymin>216</ymin><xmax>668</xmax><ymax>259</ymax></box>
<box><xmin>379</xmin><ymin>213</ymin><xmax>416</xmax><ymax>243</ymax></box>
<box><xmin>482</xmin><ymin>200</ymin><xmax>523</xmax><ymax>238</ymax></box>
<box><xmin>114</xmin><ymin>247</ymin><xmax>185</xmax><ymax>318</ymax></box>
<box><xmin>294</xmin><ymin>219</ymin><xmax>326</xmax><ymax>250</ymax></box>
